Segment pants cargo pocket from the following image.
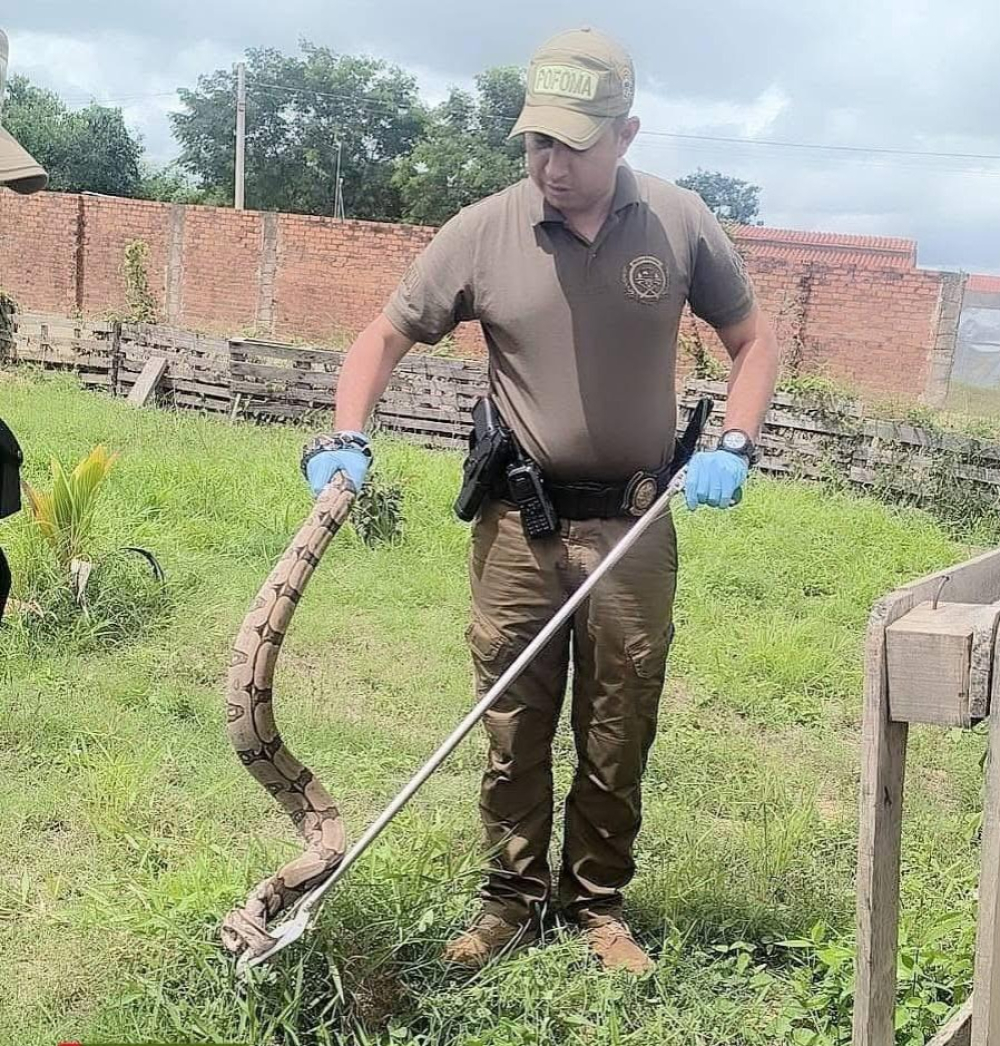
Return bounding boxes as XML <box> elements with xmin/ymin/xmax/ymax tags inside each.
<box><xmin>624</xmin><ymin>622</ymin><xmax>675</xmax><ymax>681</ymax></box>
<box><xmin>466</xmin><ymin>611</ymin><xmax>507</xmax><ymax>663</ymax></box>
<box><xmin>466</xmin><ymin>611</ymin><xmax>513</xmax><ymax>694</ymax></box>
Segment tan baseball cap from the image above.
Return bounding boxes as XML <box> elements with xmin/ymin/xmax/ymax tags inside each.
<box><xmin>509</xmin><ymin>27</ymin><xmax>635</xmax><ymax>151</ymax></box>
<box><xmin>0</xmin><ymin>30</ymin><xmax>48</xmax><ymax>194</ymax></box>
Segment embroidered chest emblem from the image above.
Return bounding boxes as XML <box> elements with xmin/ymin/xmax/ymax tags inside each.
<box><xmin>623</xmin><ymin>256</ymin><xmax>668</xmax><ymax>304</ymax></box>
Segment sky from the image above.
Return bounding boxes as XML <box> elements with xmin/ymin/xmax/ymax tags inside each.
<box><xmin>4</xmin><ymin>2</ymin><xmax>999</xmax><ymax>273</ymax></box>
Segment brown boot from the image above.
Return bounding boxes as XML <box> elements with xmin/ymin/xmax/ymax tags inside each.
<box><xmin>580</xmin><ymin>915</ymin><xmax>654</xmax><ymax>974</ymax></box>
<box><xmin>441</xmin><ymin>911</ymin><xmax>538</xmax><ymax>969</ymax></box>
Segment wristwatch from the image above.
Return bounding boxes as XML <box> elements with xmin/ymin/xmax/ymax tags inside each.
<box><xmin>300</xmin><ymin>431</ymin><xmax>372</xmax><ymax>481</ymax></box>
<box><xmin>717</xmin><ymin>428</ymin><xmax>756</xmax><ymax>463</ymax></box>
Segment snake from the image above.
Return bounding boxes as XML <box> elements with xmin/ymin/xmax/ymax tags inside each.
<box><xmin>221</xmin><ymin>474</ymin><xmax>356</xmax><ymax>960</ymax></box>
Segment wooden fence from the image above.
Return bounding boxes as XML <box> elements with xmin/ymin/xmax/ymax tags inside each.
<box><xmin>6</xmin><ymin>310</ymin><xmax>1000</xmax><ymax>493</ymax></box>
<box><xmin>692</xmin><ymin>381</ymin><xmax>1000</xmax><ymax>491</ymax></box>
<box><xmin>6</xmin><ymin>312</ymin><xmax>484</xmax><ymax>449</ymax></box>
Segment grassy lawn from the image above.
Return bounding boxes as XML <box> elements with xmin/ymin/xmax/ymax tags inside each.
<box><xmin>943</xmin><ymin>382</ymin><xmax>1000</xmax><ymax>427</ymax></box>
<box><xmin>0</xmin><ymin>368</ymin><xmax>990</xmax><ymax>1045</ymax></box>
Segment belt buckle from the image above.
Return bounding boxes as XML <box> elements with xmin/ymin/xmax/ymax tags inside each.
<box><xmin>623</xmin><ymin>471</ymin><xmax>658</xmax><ymax>517</ymax></box>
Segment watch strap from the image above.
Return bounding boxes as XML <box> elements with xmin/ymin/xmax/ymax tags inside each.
<box><xmin>717</xmin><ymin>428</ymin><xmax>756</xmax><ymax>463</ymax></box>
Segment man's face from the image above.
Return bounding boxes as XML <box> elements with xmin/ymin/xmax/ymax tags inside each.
<box><xmin>525</xmin><ymin>118</ymin><xmax>639</xmax><ymax>214</ymax></box>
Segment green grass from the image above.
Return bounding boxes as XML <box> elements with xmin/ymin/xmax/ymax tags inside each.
<box><xmin>942</xmin><ymin>382</ymin><xmax>1000</xmax><ymax>431</ymax></box>
<box><xmin>0</xmin><ymin>368</ymin><xmax>989</xmax><ymax>1045</ymax></box>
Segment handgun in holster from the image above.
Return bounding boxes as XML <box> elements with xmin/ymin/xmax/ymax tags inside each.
<box><xmin>454</xmin><ymin>397</ymin><xmax>514</xmax><ymax>522</ymax></box>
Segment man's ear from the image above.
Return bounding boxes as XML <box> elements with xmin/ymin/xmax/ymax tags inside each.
<box><xmin>618</xmin><ymin>116</ymin><xmax>641</xmax><ymax>158</ymax></box>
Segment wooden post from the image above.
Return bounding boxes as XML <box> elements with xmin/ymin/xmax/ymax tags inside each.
<box><xmin>854</xmin><ymin>603</ymin><xmax>910</xmax><ymax>1046</ymax></box>
<box><xmin>973</xmin><ymin>647</ymin><xmax>1000</xmax><ymax>1046</ymax></box>
<box><xmin>854</xmin><ymin>550</ymin><xmax>1000</xmax><ymax>1046</ymax></box>
<box><xmin>109</xmin><ymin>319</ymin><xmax>122</xmax><ymax>397</ymax></box>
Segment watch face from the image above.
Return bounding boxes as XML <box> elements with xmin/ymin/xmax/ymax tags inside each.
<box><xmin>722</xmin><ymin>430</ymin><xmax>750</xmax><ymax>453</ymax></box>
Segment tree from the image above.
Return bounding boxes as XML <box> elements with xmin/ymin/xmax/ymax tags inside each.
<box><xmin>675</xmin><ymin>169</ymin><xmax>762</xmax><ymax>225</ymax></box>
<box><xmin>393</xmin><ymin>67</ymin><xmax>526</xmax><ymax>226</ymax></box>
<box><xmin>170</xmin><ymin>44</ymin><xmax>427</xmax><ymax>220</ymax></box>
<box><xmin>137</xmin><ymin>162</ymin><xmax>225</xmax><ymax>205</ymax></box>
<box><xmin>2</xmin><ymin>76</ymin><xmax>142</xmax><ymax>196</ymax></box>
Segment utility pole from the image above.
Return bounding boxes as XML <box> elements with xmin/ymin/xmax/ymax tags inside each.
<box><xmin>334</xmin><ymin>140</ymin><xmax>344</xmax><ymax>219</ymax></box>
<box><xmin>235</xmin><ymin>61</ymin><xmax>246</xmax><ymax>210</ymax></box>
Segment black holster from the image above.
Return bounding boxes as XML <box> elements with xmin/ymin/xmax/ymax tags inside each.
<box><xmin>454</xmin><ymin>397</ymin><xmax>514</xmax><ymax>522</ymax></box>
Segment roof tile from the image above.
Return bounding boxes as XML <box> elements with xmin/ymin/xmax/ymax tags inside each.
<box><xmin>732</xmin><ymin>224</ymin><xmax>917</xmax><ymax>270</ymax></box>
<box><xmin>968</xmin><ymin>274</ymin><xmax>1000</xmax><ymax>294</ymax></box>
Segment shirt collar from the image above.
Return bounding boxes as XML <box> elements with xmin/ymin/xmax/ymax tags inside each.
<box><xmin>529</xmin><ymin>163</ymin><xmax>641</xmax><ymax>228</ymax></box>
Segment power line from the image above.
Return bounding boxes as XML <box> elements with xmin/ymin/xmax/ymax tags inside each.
<box><xmin>249</xmin><ymin>79</ymin><xmax>1000</xmax><ymax>168</ymax></box>
<box><xmin>630</xmin><ymin>136</ymin><xmax>1000</xmax><ymax>178</ymax></box>
<box><xmin>57</xmin><ymin>90</ymin><xmax>180</xmax><ymax>105</ymax></box>
<box><xmin>42</xmin><ymin>77</ymin><xmax>1000</xmax><ymax>174</ymax></box>
<box><xmin>639</xmin><ymin>128</ymin><xmax>1000</xmax><ymax>163</ymax></box>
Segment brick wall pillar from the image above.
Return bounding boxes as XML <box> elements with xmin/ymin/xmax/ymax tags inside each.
<box><xmin>922</xmin><ymin>271</ymin><xmax>967</xmax><ymax>407</ymax></box>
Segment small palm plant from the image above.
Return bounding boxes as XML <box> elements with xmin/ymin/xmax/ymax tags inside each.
<box><xmin>23</xmin><ymin>445</ymin><xmax>119</xmax><ymax>602</ymax></box>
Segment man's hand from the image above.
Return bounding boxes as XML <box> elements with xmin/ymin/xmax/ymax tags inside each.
<box><xmin>684</xmin><ymin>451</ymin><xmax>748</xmax><ymax>511</ymax></box>
<box><xmin>302</xmin><ymin>432</ymin><xmax>373</xmax><ymax>497</ymax></box>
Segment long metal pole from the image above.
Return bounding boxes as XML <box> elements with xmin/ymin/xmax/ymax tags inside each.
<box><xmin>240</xmin><ymin>401</ymin><xmax>711</xmax><ymax>972</ymax></box>
<box><xmin>298</xmin><ymin>468</ymin><xmax>687</xmax><ymax>919</ymax></box>
<box><xmin>240</xmin><ymin>469</ymin><xmax>687</xmax><ymax>972</ymax></box>
<box><xmin>235</xmin><ymin>62</ymin><xmax>246</xmax><ymax>211</ymax></box>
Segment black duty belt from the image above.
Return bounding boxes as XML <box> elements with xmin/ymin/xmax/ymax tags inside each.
<box><xmin>547</xmin><ymin>467</ymin><xmax>675</xmax><ymax>520</ymax></box>
<box><xmin>490</xmin><ymin>397</ymin><xmax>714</xmax><ymax>522</ymax></box>
<box><xmin>492</xmin><ymin>463</ymin><xmax>672</xmax><ymax>519</ymax></box>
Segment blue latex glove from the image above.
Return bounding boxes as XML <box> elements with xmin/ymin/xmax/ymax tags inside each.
<box><xmin>305</xmin><ymin>433</ymin><xmax>372</xmax><ymax>497</ymax></box>
<box><xmin>684</xmin><ymin>450</ymin><xmax>749</xmax><ymax>511</ymax></box>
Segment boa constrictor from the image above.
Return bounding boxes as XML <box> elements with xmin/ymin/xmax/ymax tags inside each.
<box><xmin>221</xmin><ymin>474</ymin><xmax>355</xmax><ymax>959</ymax></box>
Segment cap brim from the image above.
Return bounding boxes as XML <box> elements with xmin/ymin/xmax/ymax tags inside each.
<box><xmin>0</xmin><ymin>125</ymin><xmax>48</xmax><ymax>194</ymax></box>
<box><xmin>508</xmin><ymin>104</ymin><xmax>612</xmax><ymax>151</ymax></box>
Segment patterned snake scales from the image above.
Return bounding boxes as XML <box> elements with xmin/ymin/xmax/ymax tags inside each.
<box><xmin>221</xmin><ymin>474</ymin><xmax>355</xmax><ymax>959</ymax></box>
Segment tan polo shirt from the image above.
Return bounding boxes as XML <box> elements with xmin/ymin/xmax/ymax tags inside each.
<box><xmin>384</xmin><ymin>165</ymin><xmax>754</xmax><ymax>483</ymax></box>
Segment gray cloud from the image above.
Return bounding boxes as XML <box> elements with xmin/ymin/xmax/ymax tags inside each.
<box><xmin>4</xmin><ymin>0</ymin><xmax>999</xmax><ymax>272</ymax></box>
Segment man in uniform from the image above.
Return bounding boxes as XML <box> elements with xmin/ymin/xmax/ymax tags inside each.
<box><xmin>1</xmin><ymin>28</ymin><xmax>48</xmax><ymax>622</ymax></box>
<box><xmin>301</xmin><ymin>28</ymin><xmax>779</xmax><ymax>973</ymax></box>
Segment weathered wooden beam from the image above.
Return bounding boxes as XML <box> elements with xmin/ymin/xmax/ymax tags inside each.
<box><xmin>855</xmin><ymin>551</ymin><xmax>1000</xmax><ymax>1046</ymax></box>
<box><xmin>929</xmin><ymin>999</ymin><xmax>972</xmax><ymax>1046</ymax></box>
<box><xmin>171</xmin><ymin>391</ymin><xmax>230</xmax><ymax>414</ymax></box>
<box><xmin>230</xmin><ymin>359</ymin><xmax>332</xmax><ymax>384</ymax></box>
<box><xmin>230</xmin><ymin>337</ymin><xmax>344</xmax><ymax>366</ymax></box>
<box><xmin>126</xmin><ymin>357</ymin><xmax>169</xmax><ymax>406</ymax></box>
<box><xmin>853</xmin><ymin>609</ymin><xmax>909</xmax><ymax>1046</ymax></box>
<box><xmin>886</xmin><ymin>601</ymin><xmax>1000</xmax><ymax>726</ymax></box>
<box><xmin>374</xmin><ymin>413</ymin><xmax>467</xmax><ymax>437</ymax></box>
<box><xmin>973</xmin><ymin>661</ymin><xmax>1000</xmax><ymax>1045</ymax></box>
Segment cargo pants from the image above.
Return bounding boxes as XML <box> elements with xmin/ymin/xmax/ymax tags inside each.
<box><xmin>467</xmin><ymin>498</ymin><xmax>677</xmax><ymax>925</ymax></box>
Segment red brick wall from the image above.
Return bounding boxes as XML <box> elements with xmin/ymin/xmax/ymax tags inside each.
<box><xmin>181</xmin><ymin>206</ymin><xmax>261</xmax><ymax>333</ymax></box>
<box><xmin>0</xmin><ymin>188</ymin><xmax>951</xmax><ymax>400</ymax></box>
<box><xmin>683</xmin><ymin>259</ymin><xmax>945</xmax><ymax>399</ymax></box>
<box><xmin>271</xmin><ymin>213</ymin><xmax>433</xmax><ymax>340</ymax></box>
<box><xmin>796</xmin><ymin>267</ymin><xmax>942</xmax><ymax>397</ymax></box>
<box><xmin>0</xmin><ymin>189</ymin><xmax>78</xmax><ymax>313</ymax></box>
<box><xmin>77</xmin><ymin>195</ymin><xmax>171</xmax><ymax>317</ymax></box>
